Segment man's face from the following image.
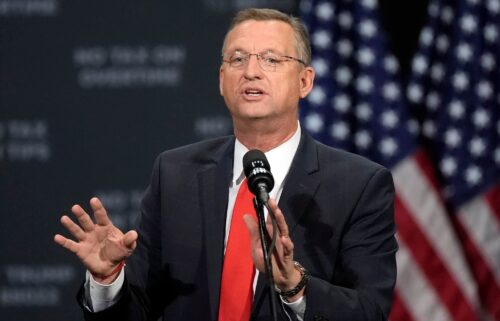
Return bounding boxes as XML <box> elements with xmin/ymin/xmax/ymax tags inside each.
<box><xmin>219</xmin><ymin>20</ymin><xmax>314</xmax><ymax>126</ymax></box>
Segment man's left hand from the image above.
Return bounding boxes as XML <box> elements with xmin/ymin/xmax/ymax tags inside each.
<box><xmin>243</xmin><ymin>198</ymin><xmax>305</xmax><ymax>302</ymax></box>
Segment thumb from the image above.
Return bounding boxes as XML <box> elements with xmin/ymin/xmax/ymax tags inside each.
<box><xmin>243</xmin><ymin>214</ymin><xmax>259</xmax><ymax>241</ymax></box>
<box><xmin>123</xmin><ymin>230</ymin><xmax>138</xmax><ymax>251</ymax></box>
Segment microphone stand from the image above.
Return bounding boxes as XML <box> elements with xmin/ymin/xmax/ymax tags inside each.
<box><xmin>253</xmin><ymin>197</ymin><xmax>278</xmax><ymax>321</ymax></box>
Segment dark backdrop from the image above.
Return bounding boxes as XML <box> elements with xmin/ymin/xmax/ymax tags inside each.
<box><xmin>0</xmin><ymin>1</ymin><xmax>427</xmax><ymax>320</ymax></box>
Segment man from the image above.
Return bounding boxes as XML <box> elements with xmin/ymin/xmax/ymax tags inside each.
<box><xmin>55</xmin><ymin>8</ymin><xmax>397</xmax><ymax>321</ymax></box>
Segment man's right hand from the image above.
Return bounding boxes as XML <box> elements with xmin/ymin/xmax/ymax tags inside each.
<box><xmin>54</xmin><ymin>197</ymin><xmax>138</xmax><ymax>284</ymax></box>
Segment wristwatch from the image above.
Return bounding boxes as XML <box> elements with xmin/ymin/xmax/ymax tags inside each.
<box><xmin>274</xmin><ymin>261</ymin><xmax>310</xmax><ymax>301</ymax></box>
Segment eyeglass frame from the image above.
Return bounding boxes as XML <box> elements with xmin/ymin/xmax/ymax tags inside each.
<box><xmin>221</xmin><ymin>50</ymin><xmax>307</xmax><ymax>72</ymax></box>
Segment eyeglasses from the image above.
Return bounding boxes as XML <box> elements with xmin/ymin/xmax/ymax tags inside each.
<box><xmin>222</xmin><ymin>51</ymin><xmax>306</xmax><ymax>72</ymax></box>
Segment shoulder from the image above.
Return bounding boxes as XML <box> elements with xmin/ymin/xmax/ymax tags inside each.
<box><xmin>315</xmin><ymin>140</ymin><xmax>385</xmax><ymax>172</ymax></box>
<box><xmin>300</xmin><ymin>132</ymin><xmax>386</xmax><ymax>175</ymax></box>
<box><xmin>304</xmin><ymin>137</ymin><xmax>393</xmax><ymax>191</ymax></box>
<box><xmin>156</xmin><ymin>135</ymin><xmax>234</xmax><ymax>165</ymax></box>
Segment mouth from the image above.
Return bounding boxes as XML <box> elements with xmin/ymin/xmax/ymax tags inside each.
<box><xmin>245</xmin><ymin>89</ymin><xmax>263</xmax><ymax>96</ymax></box>
<box><xmin>241</xmin><ymin>87</ymin><xmax>266</xmax><ymax>99</ymax></box>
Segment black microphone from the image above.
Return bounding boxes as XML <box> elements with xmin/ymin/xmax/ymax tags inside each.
<box><xmin>243</xmin><ymin>149</ymin><xmax>275</xmax><ymax>203</ymax></box>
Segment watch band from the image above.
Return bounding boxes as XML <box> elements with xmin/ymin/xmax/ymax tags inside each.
<box><xmin>274</xmin><ymin>261</ymin><xmax>310</xmax><ymax>300</ymax></box>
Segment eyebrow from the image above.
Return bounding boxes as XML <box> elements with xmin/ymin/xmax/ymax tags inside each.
<box><xmin>229</xmin><ymin>48</ymin><xmax>284</xmax><ymax>55</ymax></box>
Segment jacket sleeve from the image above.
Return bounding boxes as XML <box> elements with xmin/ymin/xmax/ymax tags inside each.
<box><xmin>303</xmin><ymin>167</ymin><xmax>398</xmax><ymax>321</ymax></box>
<box><xmin>77</xmin><ymin>155</ymin><xmax>169</xmax><ymax>321</ymax></box>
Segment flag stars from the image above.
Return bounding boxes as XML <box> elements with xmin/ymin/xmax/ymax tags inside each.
<box><xmin>383</xmin><ymin>82</ymin><xmax>400</xmax><ymax>101</ymax></box>
<box><xmin>494</xmin><ymin>147</ymin><xmax>500</xmax><ymax>165</ymax></box>
<box><xmin>300</xmin><ymin>0</ymin><xmax>312</xmax><ymax>13</ymax></box>
<box><xmin>464</xmin><ymin>165</ymin><xmax>482</xmax><ymax>185</ymax></box>
<box><xmin>315</xmin><ymin>2</ymin><xmax>335</xmax><ymax>21</ymax></box>
<box><xmin>441</xmin><ymin>6</ymin><xmax>454</xmax><ymax>24</ymax></box>
<box><xmin>469</xmin><ymin>137</ymin><xmax>486</xmax><ymax>157</ymax></box>
<box><xmin>440</xmin><ymin>156</ymin><xmax>458</xmax><ymax>177</ymax></box>
<box><xmin>480</xmin><ymin>53</ymin><xmax>495</xmax><ymax>71</ymax></box>
<box><xmin>407</xmin><ymin>83</ymin><xmax>424</xmax><ymax>103</ymax></box>
<box><xmin>337</xmin><ymin>39</ymin><xmax>353</xmax><ymax>58</ymax></box>
<box><xmin>412</xmin><ymin>55</ymin><xmax>428</xmax><ymax>74</ymax></box>
<box><xmin>428</xmin><ymin>2</ymin><xmax>439</xmax><ymax>17</ymax></box>
<box><xmin>431</xmin><ymin>63</ymin><xmax>445</xmax><ymax>82</ymax></box>
<box><xmin>460</xmin><ymin>15</ymin><xmax>478</xmax><ymax>34</ymax></box>
<box><xmin>381</xmin><ymin>110</ymin><xmax>399</xmax><ymax>128</ymax></box>
<box><xmin>423</xmin><ymin>120</ymin><xmax>437</xmax><ymax>138</ymax></box>
<box><xmin>332</xmin><ymin>94</ymin><xmax>351</xmax><ymax>113</ymax></box>
<box><xmin>472</xmin><ymin>109</ymin><xmax>490</xmax><ymax>129</ymax></box>
<box><xmin>335</xmin><ymin>67</ymin><xmax>352</xmax><ymax>85</ymax></box>
<box><xmin>384</xmin><ymin>55</ymin><xmax>399</xmax><ymax>74</ymax></box>
<box><xmin>356</xmin><ymin>75</ymin><xmax>374</xmax><ymax>94</ymax></box>
<box><xmin>359</xmin><ymin>19</ymin><xmax>377</xmax><ymax>38</ymax></box>
<box><xmin>487</xmin><ymin>0</ymin><xmax>500</xmax><ymax>14</ymax></box>
<box><xmin>436</xmin><ymin>35</ymin><xmax>450</xmax><ymax>53</ymax></box>
<box><xmin>477</xmin><ymin>81</ymin><xmax>493</xmax><ymax>100</ymax></box>
<box><xmin>444</xmin><ymin>128</ymin><xmax>462</xmax><ymax>148</ymax></box>
<box><xmin>312</xmin><ymin>58</ymin><xmax>329</xmax><ymax>77</ymax></box>
<box><xmin>426</xmin><ymin>92</ymin><xmax>441</xmax><ymax>111</ymax></box>
<box><xmin>379</xmin><ymin>137</ymin><xmax>398</xmax><ymax>157</ymax></box>
<box><xmin>312</xmin><ymin>30</ymin><xmax>332</xmax><ymax>49</ymax></box>
<box><xmin>453</xmin><ymin>71</ymin><xmax>469</xmax><ymax>90</ymax></box>
<box><xmin>361</xmin><ymin>0</ymin><xmax>377</xmax><ymax>10</ymax></box>
<box><xmin>484</xmin><ymin>24</ymin><xmax>498</xmax><ymax>43</ymax></box>
<box><xmin>330</xmin><ymin>122</ymin><xmax>350</xmax><ymax>140</ymax></box>
<box><xmin>456</xmin><ymin>42</ymin><xmax>473</xmax><ymax>62</ymax></box>
<box><xmin>304</xmin><ymin>113</ymin><xmax>324</xmax><ymax>133</ymax></box>
<box><xmin>308</xmin><ymin>86</ymin><xmax>327</xmax><ymax>105</ymax></box>
<box><xmin>356</xmin><ymin>103</ymin><xmax>373</xmax><ymax>121</ymax></box>
<box><xmin>355</xmin><ymin>130</ymin><xmax>372</xmax><ymax>149</ymax></box>
<box><xmin>449</xmin><ymin>100</ymin><xmax>466</xmax><ymax>119</ymax></box>
<box><xmin>337</xmin><ymin>11</ymin><xmax>353</xmax><ymax>30</ymax></box>
<box><xmin>357</xmin><ymin>47</ymin><xmax>375</xmax><ymax>66</ymax></box>
<box><xmin>420</xmin><ymin>27</ymin><xmax>434</xmax><ymax>47</ymax></box>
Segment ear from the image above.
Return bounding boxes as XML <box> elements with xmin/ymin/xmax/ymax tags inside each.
<box><xmin>298</xmin><ymin>66</ymin><xmax>315</xmax><ymax>99</ymax></box>
<box><xmin>219</xmin><ymin>65</ymin><xmax>225</xmax><ymax>97</ymax></box>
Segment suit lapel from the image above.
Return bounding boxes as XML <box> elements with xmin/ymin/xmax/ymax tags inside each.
<box><xmin>253</xmin><ymin>131</ymin><xmax>321</xmax><ymax>313</ymax></box>
<box><xmin>198</xmin><ymin>138</ymin><xmax>234</xmax><ymax>321</ymax></box>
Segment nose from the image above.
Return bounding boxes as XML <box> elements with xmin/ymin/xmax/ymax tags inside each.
<box><xmin>243</xmin><ymin>54</ymin><xmax>262</xmax><ymax>80</ymax></box>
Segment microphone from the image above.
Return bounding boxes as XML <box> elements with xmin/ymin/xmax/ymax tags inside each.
<box><xmin>243</xmin><ymin>149</ymin><xmax>275</xmax><ymax>203</ymax></box>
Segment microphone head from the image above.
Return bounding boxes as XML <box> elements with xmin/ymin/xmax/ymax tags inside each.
<box><xmin>243</xmin><ymin>149</ymin><xmax>275</xmax><ymax>196</ymax></box>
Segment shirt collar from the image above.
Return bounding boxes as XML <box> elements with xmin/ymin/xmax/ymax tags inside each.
<box><xmin>232</xmin><ymin>123</ymin><xmax>301</xmax><ymax>192</ymax></box>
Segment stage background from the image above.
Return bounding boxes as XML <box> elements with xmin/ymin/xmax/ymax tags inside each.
<box><xmin>1</xmin><ymin>1</ymin><xmax>461</xmax><ymax>320</ymax></box>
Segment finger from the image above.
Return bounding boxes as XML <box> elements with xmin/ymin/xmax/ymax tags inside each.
<box><xmin>264</xmin><ymin>212</ymin><xmax>285</xmax><ymax>259</ymax></box>
<box><xmin>123</xmin><ymin>230</ymin><xmax>138</xmax><ymax>251</ymax></box>
<box><xmin>60</xmin><ymin>215</ymin><xmax>86</xmax><ymax>241</ymax></box>
<box><xmin>268</xmin><ymin>199</ymin><xmax>289</xmax><ymax>238</ymax></box>
<box><xmin>90</xmin><ymin>197</ymin><xmax>112</xmax><ymax>226</ymax></box>
<box><xmin>54</xmin><ymin>234</ymin><xmax>80</xmax><ymax>253</ymax></box>
<box><xmin>281</xmin><ymin>233</ymin><xmax>294</xmax><ymax>257</ymax></box>
<box><xmin>243</xmin><ymin>214</ymin><xmax>260</xmax><ymax>243</ymax></box>
<box><xmin>71</xmin><ymin>204</ymin><xmax>95</xmax><ymax>232</ymax></box>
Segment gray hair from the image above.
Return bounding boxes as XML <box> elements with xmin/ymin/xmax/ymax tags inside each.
<box><xmin>221</xmin><ymin>8</ymin><xmax>312</xmax><ymax>66</ymax></box>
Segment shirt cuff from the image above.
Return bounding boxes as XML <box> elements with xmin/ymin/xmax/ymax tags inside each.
<box><xmin>84</xmin><ymin>267</ymin><xmax>125</xmax><ymax>312</ymax></box>
<box><xmin>281</xmin><ymin>294</ymin><xmax>306</xmax><ymax>321</ymax></box>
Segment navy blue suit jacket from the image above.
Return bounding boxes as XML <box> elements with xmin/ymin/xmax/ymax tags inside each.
<box><xmin>78</xmin><ymin>130</ymin><xmax>397</xmax><ymax>321</ymax></box>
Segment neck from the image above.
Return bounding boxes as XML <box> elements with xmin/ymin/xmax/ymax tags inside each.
<box><xmin>233</xmin><ymin>118</ymin><xmax>298</xmax><ymax>152</ymax></box>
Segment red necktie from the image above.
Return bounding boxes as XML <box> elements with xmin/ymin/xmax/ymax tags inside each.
<box><xmin>218</xmin><ymin>180</ymin><xmax>256</xmax><ymax>321</ymax></box>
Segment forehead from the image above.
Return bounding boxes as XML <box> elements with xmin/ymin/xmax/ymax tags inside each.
<box><xmin>224</xmin><ymin>20</ymin><xmax>296</xmax><ymax>54</ymax></box>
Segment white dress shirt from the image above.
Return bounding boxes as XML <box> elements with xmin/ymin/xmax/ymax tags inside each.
<box><xmin>85</xmin><ymin>123</ymin><xmax>305</xmax><ymax>320</ymax></box>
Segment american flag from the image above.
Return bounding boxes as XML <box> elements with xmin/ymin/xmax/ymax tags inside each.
<box><xmin>299</xmin><ymin>0</ymin><xmax>500</xmax><ymax>320</ymax></box>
